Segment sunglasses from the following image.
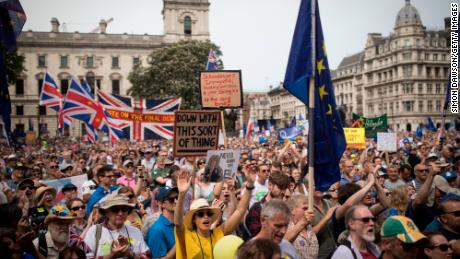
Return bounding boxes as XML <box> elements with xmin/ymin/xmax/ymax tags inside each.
<box><xmin>71</xmin><ymin>205</ymin><xmax>86</xmax><ymax>211</ymax></box>
<box><xmin>416</xmin><ymin>169</ymin><xmax>429</xmax><ymax>172</ymax></box>
<box><xmin>261</xmin><ymin>169</ymin><xmax>270</xmax><ymax>173</ymax></box>
<box><xmin>444</xmin><ymin>210</ymin><xmax>460</xmax><ymax>217</ymax></box>
<box><xmin>105</xmin><ymin>174</ymin><xmax>117</xmax><ymax>178</ymax></box>
<box><xmin>109</xmin><ymin>206</ymin><xmax>131</xmax><ymax>213</ymax></box>
<box><xmin>126</xmin><ymin>164</ymin><xmax>134</xmax><ymax>168</ymax></box>
<box><xmin>402</xmin><ymin>242</ymin><xmax>419</xmax><ymax>251</ymax></box>
<box><xmin>353</xmin><ymin>217</ymin><xmax>375</xmax><ymax>224</ymax></box>
<box><xmin>166</xmin><ymin>196</ymin><xmax>178</xmax><ymax>203</ymax></box>
<box><xmin>19</xmin><ymin>185</ymin><xmax>35</xmax><ymax>191</ymax></box>
<box><xmin>432</xmin><ymin>243</ymin><xmax>451</xmax><ymax>252</ymax></box>
<box><xmin>50</xmin><ymin>166</ymin><xmax>58</xmax><ymax>169</ymax></box>
<box><xmin>196</xmin><ymin>210</ymin><xmax>215</xmax><ymax>218</ymax></box>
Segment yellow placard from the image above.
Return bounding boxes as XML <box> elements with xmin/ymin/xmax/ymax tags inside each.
<box><xmin>344</xmin><ymin>128</ymin><xmax>366</xmax><ymax>149</ymax></box>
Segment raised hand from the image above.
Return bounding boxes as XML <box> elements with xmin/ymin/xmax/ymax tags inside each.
<box><xmin>243</xmin><ymin>164</ymin><xmax>257</xmax><ymax>186</ymax></box>
<box><xmin>177</xmin><ymin>170</ymin><xmax>191</xmax><ymax>194</ymax></box>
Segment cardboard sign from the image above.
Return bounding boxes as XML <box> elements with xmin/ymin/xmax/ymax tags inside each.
<box><xmin>344</xmin><ymin>128</ymin><xmax>366</xmax><ymax>149</ymax></box>
<box><xmin>377</xmin><ymin>132</ymin><xmax>397</xmax><ymax>152</ymax></box>
<box><xmin>204</xmin><ymin>149</ymin><xmax>241</xmax><ymax>181</ymax></box>
<box><xmin>173</xmin><ymin>110</ymin><xmax>221</xmax><ymax>157</ymax></box>
<box><xmin>200</xmin><ymin>70</ymin><xmax>243</xmax><ymax>108</ymax></box>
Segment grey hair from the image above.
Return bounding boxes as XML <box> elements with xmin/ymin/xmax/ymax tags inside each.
<box><xmin>261</xmin><ymin>199</ymin><xmax>291</xmax><ymax>219</ymax></box>
<box><xmin>344</xmin><ymin>205</ymin><xmax>368</xmax><ymax>230</ymax></box>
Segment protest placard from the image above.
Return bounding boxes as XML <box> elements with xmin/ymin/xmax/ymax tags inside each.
<box><xmin>343</xmin><ymin>128</ymin><xmax>366</xmax><ymax>149</ymax></box>
<box><xmin>200</xmin><ymin>70</ymin><xmax>243</xmax><ymax>108</ymax></box>
<box><xmin>41</xmin><ymin>174</ymin><xmax>88</xmax><ymax>199</ymax></box>
<box><xmin>204</xmin><ymin>149</ymin><xmax>241</xmax><ymax>181</ymax></box>
<box><xmin>377</xmin><ymin>132</ymin><xmax>397</xmax><ymax>152</ymax></box>
<box><xmin>173</xmin><ymin>110</ymin><xmax>221</xmax><ymax>157</ymax></box>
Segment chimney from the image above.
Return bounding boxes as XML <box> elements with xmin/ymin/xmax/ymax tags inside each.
<box><xmin>445</xmin><ymin>17</ymin><xmax>451</xmax><ymax>31</ymax></box>
<box><xmin>50</xmin><ymin>18</ymin><xmax>60</xmax><ymax>33</ymax></box>
<box><xmin>99</xmin><ymin>19</ymin><xmax>107</xmax><ymax>34</ymax></box>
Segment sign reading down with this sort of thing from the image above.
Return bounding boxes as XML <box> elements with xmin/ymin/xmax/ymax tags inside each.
<box><xmin>173</xmin><ymin>110</ymin><xmax>221</xmax><ymax>157</ymax></box>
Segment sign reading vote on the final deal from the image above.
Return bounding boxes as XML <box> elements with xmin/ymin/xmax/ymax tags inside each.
<box><xmin>173</xmin><ymin>110</ymin><xmax>221</xmax><ymax>157</ymax></box>
<box><xmin>200</xmin><ymin>70</ymin><xmax>243</xmax><ymax>108</ymax></box>
<box><xmin>204</xmin><ymin>149</ymin><xmax>241</xmax><ymax>181</ymax></box>
<box><xmin>377</xmin><ymin>132</ymin><xmax>397</xmax><ymax>152</ymax></box>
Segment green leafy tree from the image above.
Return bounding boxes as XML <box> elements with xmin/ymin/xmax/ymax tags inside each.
<box><xmin>128</xmin><ymin>40</ymin><xmax>223</xmax><ymax>109</ymax></box>
<box><xmin>3</xmin><ymin>49</ymin><xmax>25</xmax><ymax>85</ymax></box>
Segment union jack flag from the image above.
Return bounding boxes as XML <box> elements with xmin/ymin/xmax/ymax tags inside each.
<box><xmin>84</xmin><ymin>123</ymin><xmax>97</xmax><ymax>143</ymax></box>
<box><xmin>39</xmin><ymin>72</ymin><xmax>71</xmax><ymax>129</ymax></box>
<box><xmin>97</xmin><ymin>90</ymin><xmax>181</xmax><ymax>140</ymax></box>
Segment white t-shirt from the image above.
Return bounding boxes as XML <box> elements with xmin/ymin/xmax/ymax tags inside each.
<box><xmin>250</xmin><ymin>177</ymin><xmax>269</xmax><ymax>207</ymax></box>
<box><xmin>84</xmin><ymin>223</ymin><xmax>149</xmax><ymax>258</ymax></box>
<box><xmin>141</xmin><ymin>158</ymin><xmax>155</xmax><ymax>172</ymax></box>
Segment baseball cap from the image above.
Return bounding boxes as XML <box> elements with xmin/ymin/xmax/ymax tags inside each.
<box><xmin>62</xmin><ymin>183</ymin><xmax>77</xmax><ymax>192</ymax></box>
<box><xmin>59</xmin><ymin>163</ymin><xmax>73</xmax><ymax>171</ymax></box>
<box><xmin>156</xmin><ymin>186</ymin><xmax>178</xmax><ymax>201</ymax></box>
<box><xmin>17</xmin><ymin>178</ymin><xmax>35</xmax><ymax>190</ymax></box>
<box><xmin>123</xmin><ymin>160</ymin><xmax>134</xmax><ymax>167</ymax></box>
<box><xmin>427</xmin><ymin>152</ymin><xmax>438</xmax><ymax>159</ymax></box>
<box><xmin>381</xmin><ymin>215</ymin><xmax>427</xmax><ymax>243</ymax></box>
<box><xmin>441</xmin><ymin>170</ymin><xmax>457</xmax><ymax>182</ymax></box>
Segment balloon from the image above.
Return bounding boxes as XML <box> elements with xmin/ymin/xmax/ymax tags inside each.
<box><xmin>213</xmin><ymin>234</ymin><xmax>243</xmax><ymax>259</ymax></box>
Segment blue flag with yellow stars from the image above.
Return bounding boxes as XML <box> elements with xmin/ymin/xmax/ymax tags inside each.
<box><xmin>283</xmin><ymin>0</ymin><xmax>346</xmax><ymax>192</ymax></box>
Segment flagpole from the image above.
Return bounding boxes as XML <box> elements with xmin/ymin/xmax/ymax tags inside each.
<box><xmin>307</xmin><ymin>0</ymin><xmax>316</xmax><ymax>210</ymax></box>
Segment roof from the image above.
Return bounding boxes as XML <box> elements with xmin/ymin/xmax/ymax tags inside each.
<box><xmin>395</xmin><ymin>0</ymin><xmax>422</xmax><ymax>28</ymax></box>
<box><xmin>337</xmin><ymin>51</ymin><xmax>364</xmax><ymax>68</ymax></box>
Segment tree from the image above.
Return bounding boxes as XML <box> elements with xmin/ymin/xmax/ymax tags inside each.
<box><xmin>3</xmin><ymin>49</ymin><xmax>25</xmax><ymax>85</ymax></box>
<box><xmin>128</xmin><ymin>40</ymin><xmax>223</xmax><ymax>109</ymax></box>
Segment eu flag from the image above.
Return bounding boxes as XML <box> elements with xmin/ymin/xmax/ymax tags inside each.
<box><xmin>284</xmin><ymin>0</ymin><xmax>346</xmax><ymax>191</ymax></box>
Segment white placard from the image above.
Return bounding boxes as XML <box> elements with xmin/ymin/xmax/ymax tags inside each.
<box><xmin>377</xmin><ymin>132</ymin><xmax>397</xmax><ymax>152</ymax></box>
<box><xmin>204</xmin><ymin>149</ymin><xmax>241</xmax><ymax>181</ymax></box>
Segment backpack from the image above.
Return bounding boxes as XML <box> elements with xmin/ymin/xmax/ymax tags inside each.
<box><xmin>328</xmin><ymin>239</ymin><xmax>357</xmax><ymax>259</ymax></box>
<box><xmin>38</xmin><ymin>232</ymin><xmax>47</xmax><ymax>258</ymax></box>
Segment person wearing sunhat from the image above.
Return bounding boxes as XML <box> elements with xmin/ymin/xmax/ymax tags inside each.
<box><xmin>146</xmin><ymin>186</ymin><xmax>178</xmax><ymax>258</ymax></box>
<box><xmin>174</xmin><ymin>167</ymin><xmax>255</xmax><ymax>259</ymax></box>
<box><xmin>34</xmin><ymin>185</ymin><xmax>57</xmax><ymax>211</ymax></box>
<box><xmin>32</xmin><ymin>205</ymin><xmax>76</xmax><ymax>259</ymax></box>
<box><xmin>379</xmin><ymin>215</ymin><xmax>428</xmax><ymax>259</ymax></box>
<box><xmin>84</xmin><ymin>194</ymin><xmax>150</xmax><ymax>258</ymax></box>
<box><xmin>117</xmin><ymin>159</ymin><xmax>137</xmax><ymax>190</ymax></box>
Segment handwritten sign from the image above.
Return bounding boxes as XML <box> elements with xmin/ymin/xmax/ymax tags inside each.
<box><xmin>173</xmin><ymin>110</ymin><xmax>221</xmax><ymax>157</ymax></box>
<box><xmin>204</xmin><ymin>149</ymin><xmax>241</xmax><ymax>181</ymax></box>
<box><xmin>344</xmin><ymin>128</ymin><xmax>366</xmax><ymax>149</ymax></box>
<box><xmin>377</xmin><ymin>132</ymin><xmax>397</xmax><ymax>152</ymax></box>
<box><xmin>200</xmin><ymin>70</ymin><xmax>243</xmax><ymax>108</ymax></box>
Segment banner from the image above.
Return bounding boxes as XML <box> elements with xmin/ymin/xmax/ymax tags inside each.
<box><xmin>377</xmin><ymin>132</ymin><xmax>397</xmax><ymax>152</ymax></box>
<box><xmin>97</xmin><ymin>90</ymin><xmax>181</xmax><ymax>140</ymax></box>
<box><xmin>343</xmin><ymin>128</ymin><xmax>366</xmax><ymax>149</ymax></box>
<box><xmin>204</xmin><ymin>149</ymin><xmax>241</xmax><ymax>181</ymax></box>
<box><xmin>200</xmin><ymin>70</ymin><xmax>243</xmax><ymax>108</ymax></box>
<box><xmin>352</xmin><ymin>113</ymin><xmax>388</xmax><ymax>139</ymax></box>
<box><xmin>41</xmin><ymin>174</ymin><xmax>88</xmax><ymax>199</ymax></box>
<box><xmin>173</xmin><ymin>110</ymin><xmax>221</xmax><ymax>157</ymax></box>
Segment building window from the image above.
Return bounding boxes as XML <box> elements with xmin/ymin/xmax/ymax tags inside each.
<box><xmin>60</xmin><ymin>55</ymin><xmax>68</xmax><ymax>68</ymax></box>
<box><xmin>59</xmin><ymin>79</ymin><xmax>68</xmax><ymax>95</ymax></box>
<box><xmin>436</xmin><ymin>100</ymin><xmax>441</xmax><ymax>112</ymax></box>
<box><xmin>184</xmin><ymin>16</ymin><xmax>192</xmax><ymax>35</ymax></box>
<box><xmin>418</xmin><ymin>83</ymin><xmax>423</xmax><ymax>93</ymax></box>
<box><xmin>433</xmin><ymin>54</ymin><xmax>438</xmax><ymax>61</ymax></box>
<box><xmin>133</xmin><ymin>57</ymin><xmax>140</xmax><ymax>66</ymax></box>
<box><xmin>39</xmin><ymin>123</ymin><xmax>47</xmax><ymax>134</ymax></box>
<box><xmin>418</xmin><ymin>101</ymin><xmax>423</xmax><ymax>112</ymax></box>
<box><xmin>403</xmin><ymin>101</ymin><xmax>414</xmax><ymax>112</ymax></box>
<box><xmin>425</xmin><ymin>53</ymin><xmax>430</xmax><ymax>60</ymax></box>
<box><xmin>428</xmin><ymin>101</ymin><xmax>433</xmax><ymax>112</ymax></box>
<box><xmin>86</xmin><ymin>56</ymin><xmax>94</xmax><ymax>68</ymax></box>
<box><xmin>16</xmin><ymin>105</ymin><xmax>23</xmax><ymax>115</ymax></box>
<box><xmin>112</xmin><ymin>56</ymin><xmax>119</xmax><ymax>68</ymax></box>
<box><xmin>37</xmin><ymin>79</ymin><xmax>43</xmax><ymax>96</ymax></box>
<box><xmin>39</xmin><ymin>105</ymin><xmax>47</xmax><ymax>115</ymax></box>
<box><xmin>15</xmin><ymin>79</ymin><xmax>24</xmax><ymax>95</ymax></box>
<box><xmin>38</xmin><ymin>55</ymin><xmax>46</xmax><ymax>67</ymax></box>
<box><xmin>436</xmin><ymin>84</ymin><xmax>441</xmax><ymax>94</ymax></box>
<box><xmin>112</xmin><ymin>79</ymin><xmax>120</xmax><ymax>95</ymax></box>
<box><xmin>427</xmin><ymin>84</ymin><xmax>432</xmax><ymax>93</ymax></box>
<box><xmin>15</xmin><ymin>124</ymin><xmax>24</xmax><ymax>133</ymax></box>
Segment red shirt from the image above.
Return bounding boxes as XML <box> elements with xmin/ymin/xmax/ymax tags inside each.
<box><xmin>360</xmin><ymin>250</ymin><xmax>378</xmax><ymax>259</ymax></box>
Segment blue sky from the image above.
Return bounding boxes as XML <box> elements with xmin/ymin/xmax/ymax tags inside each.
<box><xmin>22</xmin><ymin>0</ymin><xmax>450</xmax><ymax>92</ymax></box>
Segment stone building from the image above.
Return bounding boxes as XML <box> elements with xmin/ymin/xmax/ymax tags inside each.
<box><xmin>9</xmin><ymin>0</ymin><xmax>210</xmax><ymax>137</ymax></box>
<box><xmin>333</xmin><ymin>0</ymin><xmax>450</xmax><ymax>131</ymax></box>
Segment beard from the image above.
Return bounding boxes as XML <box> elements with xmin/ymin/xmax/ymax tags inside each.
<box><xmin>360</xmin><ymin>230</ymin><xmax>375</xmax><ymax>242</ymax></box>
<box><xmin>49</xmin><ymin>227</ymin><xmax>69</xmax><ymax>244</ymax></box>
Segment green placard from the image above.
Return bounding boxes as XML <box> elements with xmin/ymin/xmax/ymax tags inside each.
<box><xmin>351</xmin><ymin>113</ymin><xmax>388</xmax><ymax>139</ymax></box>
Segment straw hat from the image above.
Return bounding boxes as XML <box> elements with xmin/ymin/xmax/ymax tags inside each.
<box><xmin>34</xmin><ymin>186</ymin><xmax>56</xmax><ymax>204</ymax></box>
<box><xmin>183</xmin><ymin>198</ymin><xmax>221</xmax><ymax>231</ymax></box>
<box><xmin>44</xmin><ymin>205</ymin><xmax>76</xmax><ymax>226</ymax></box>
<box><xmin>99</xmin><ymin>194</ymin><xmax>135</xmax><ymax>211</ymax></box>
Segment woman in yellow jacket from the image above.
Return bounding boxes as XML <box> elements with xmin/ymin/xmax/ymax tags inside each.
<box><xmin>174</xmin><ymin>168</ymin><xmax>255</xmax><ymax>259</ymax></box>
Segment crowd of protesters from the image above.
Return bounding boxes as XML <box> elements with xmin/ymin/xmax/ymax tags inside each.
<box><xmin>0</xmin><ymin>126</ymin><xmax>459</xmax><ymax>259</ymax></box>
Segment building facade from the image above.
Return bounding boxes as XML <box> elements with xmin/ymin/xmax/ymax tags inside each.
<box><xmin>9</xmin><ymin>0</ymin><xmax>210</xmax><ymax>137</ymax></box>
<box><xmin>333</xmin><ymin>0</ymin><xmax>450</xmax><ymax>131</ymax></box>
